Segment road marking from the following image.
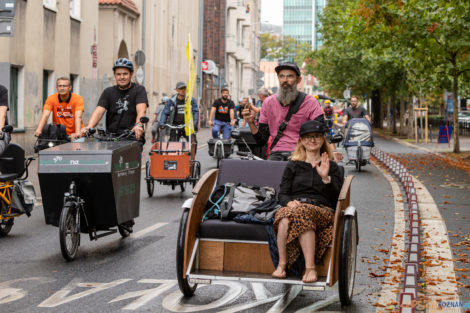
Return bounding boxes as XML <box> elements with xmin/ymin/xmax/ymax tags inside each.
<box><xmin>413</xmin><ymin>178</ymin><xmax>460</xmax><ymax>313</ymax></box>
<box><xmin>162</xmin><ymin>281</ymin><xmax>245</xmax><ymax>312</ymax></box>
<box><xmin>38</xmin><ymin>278</ymin><xmax>131</xmax><ymax>307</ymax></box>
<box><xmin>198</xmin><ymin>143</ymin><xmax>207</xmax><ymax>151</ymax></box>
<box><xmin>266</xmin><ymin>285</ymin><xmax>302</xmax><ymax>313</ymax></box>
<box><xmin>109</xmin><ymin>279</ymin><xmax>176</xmax><ymax>310</ymax></box>
<box><xmin>294</xmin><ymin>287</ymin><xmax>364</xmax><ymax>312</ymax></box>
<box><xmin>370</xmin><ymin>159</ymin><xmax>406</xmax><ymax>311</ymax></box>
<box><xmin>0</xmin><ymin>277</ymin><xmax>55</xmax><ymax>304</ymax></box>
<box><xmin>130</xmin><ymin>222</ymin><xmax>167</xmax><ymax>238</ymax></box>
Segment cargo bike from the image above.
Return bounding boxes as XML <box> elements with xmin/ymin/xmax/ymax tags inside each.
<box><xmin>38</xmin><ymin>126</ymin><xmax>146</xmax><ymax>261</ymax></box>
<box><xmin>176</xmin><ymin>159</ymin><xmax>359</xmax><ymax>305</ymax></box>
<box><xmin>343</xmin><ymin>118</ymin><xmax>374</xmax><ymax>172</ymax></box>
<box><xmin>145</xmin><ymin>124</ymin><xmax>201</xmax><ymax>197</ymax></box>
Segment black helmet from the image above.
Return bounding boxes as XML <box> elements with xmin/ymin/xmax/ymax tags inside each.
<box><xmin>113</xmin><ymin>58</ymin><xmax>134</xmax><ymax>72</ymax></box>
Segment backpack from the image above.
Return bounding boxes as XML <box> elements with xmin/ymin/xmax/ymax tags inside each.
<box><xmin>40</xmin><ymin>123</ymin><xmax>67</xmax><ymax>140</ymax></box>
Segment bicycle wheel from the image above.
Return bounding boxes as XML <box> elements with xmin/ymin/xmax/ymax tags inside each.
<box><xmin>176</xmin><ymin>208</ymin><xmax>197</xmax><ymax>296</ymax></box>
<box><xmin>338</xmin><ymin>214</ymin><xmax>358</xmax><ymax>305</ymax></box>
<box><xmin>59</xmin><ymin>203</ymin><xmax>80</xmax><ymax>261</ymax></box>
<box><xmin>356</xmin><ymin>147</ymin><xmax>363</xmax><ymax>172</ymax></box>
<box><xmin>0</xmin><ymin>200</ymin><xmax>13</xmax><ymax>237</ymax></box>
<box><xmin>146</xmin><ymin>162</ymin><xmax>154</xmax><ymax>197</ymax></box>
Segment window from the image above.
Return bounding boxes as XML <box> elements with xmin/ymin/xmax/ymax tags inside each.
<box><xmin>9</xmin><ymin>67</ymin><xmax>18</xmax><ymax>127</ymax></box>
<box><xmin>70</xmin><ymin>74</ymin><xmax>79</xmax><ymax>94</ymax></box>
<box><xmin>69</xmin><ymin>0</ymin><xmax>81</xmax><ymax>20</ymax></box>
<box><xmin>42</xmin><ymin>70</ymin><xmax>55</xmax><ymax>106</ymax></box>
<box><xmin>43</xmin><ymin>0</ymin><xmax>57</xmax><ymax>11</ymax></box>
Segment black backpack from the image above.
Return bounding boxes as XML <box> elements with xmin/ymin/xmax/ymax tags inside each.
<box><xmin>40</xmin><ymin>123</ymin><xmax>67</xmax><ymax>140</ymax></box>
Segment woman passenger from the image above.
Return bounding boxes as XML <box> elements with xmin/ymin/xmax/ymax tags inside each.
<box><xmin>272</xmin><ymin>120</ymin><xmax>343</xmax><ymax>283</ymax></box>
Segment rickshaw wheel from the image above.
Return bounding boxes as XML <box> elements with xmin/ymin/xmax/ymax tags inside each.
<box><xmin>59</xmin><ymin>203</ymin><xmax>80</xmax><ymax>262</ymax></box>
<box><xmin>216</xmin><ymin>157</ymin><xmax>220</xmax><ymax>168</ymax></box>
<box><xmin>192</xmin><ymin>162</ymin><xmax>201</xmax><ymax>188</ymax></box>
<box><xmin>338</xmin><ymin>214</ymin><xmax>358</xmax><ymax>306</ymax></box>
<box><xmin>146</xmin><ymin>161</ymin><xmax>154</xmax><ymax>197</ymax></box>
<box><xmin>176</xmin><ymin>208</ymin><xmax>197</xmax><ymax>296</ymax></box>
<box><xmin>0</xmin><ymin>201</ymin><xmax>14</xmax><ymax>237</ymax></box>
<box><xmin>147</xmin><ymin>180</ymin><xmax>155</xmax><ymax>197</ymax></box>
<box><xmin>356</xmin><ymin>147</ymin><xmax>363</xmax><ymax>172</ymax></box>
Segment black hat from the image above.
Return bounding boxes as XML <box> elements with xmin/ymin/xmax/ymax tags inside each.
<box><xmin>275</xmin><ymin>62</ymin><xmax>301</xmax><ymax>77</ymax></box>
<box><xmin>175</xmin><ymin>81</ymin><xmax>187</xmax><ymax>89</ymax></box>
<box><xmin>299</xmin><ymin>120</ymin><xmax>329</xmax><ymax>137</ymax></box>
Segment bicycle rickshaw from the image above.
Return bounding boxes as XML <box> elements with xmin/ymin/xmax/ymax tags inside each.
<box><xmin>38</xmin><ymin>125</ymin><xmax>146</xmax><ymax>261</ymax></box>
<box><xmin>343</xmin><ymin>118</ymin><xmax>374</xmax><ymax>172</ymax></box>
<box><xmin>145</xmin><ymin>124</ymin><xmax>201</xmax><ymax>197</ymax></box>
<box><xmin>0</xmin><ymin>126</ymin><xmax>35</xmax><ymax>236</ymax></box>
<box><xmin>176</xmin><ymin>159</ymin><xmax>358</xmax><ymax>305</ymax></box>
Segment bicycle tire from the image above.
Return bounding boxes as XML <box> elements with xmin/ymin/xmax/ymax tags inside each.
<box><xmin>59</xmin><ymin>203</ymin><xmax>80</xmax><ymax>261</ymax></box>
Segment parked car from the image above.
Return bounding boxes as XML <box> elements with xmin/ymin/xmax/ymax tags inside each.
<box><xmin>458</xmin><ymin>111</ymin><xmax>470</xmax><ymax>129</ymax></box>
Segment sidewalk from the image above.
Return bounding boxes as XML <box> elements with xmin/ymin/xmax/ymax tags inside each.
<box><xmin>26</xmin><ymin>127</ymin><xmax>215</xmax><ymax>199</ymax></box>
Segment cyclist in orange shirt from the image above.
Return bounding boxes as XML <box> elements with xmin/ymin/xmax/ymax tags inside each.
<box><xmin>34</xmin><ymin>77</ymin><xmax>84</xmax><ymax>141</ymax></box>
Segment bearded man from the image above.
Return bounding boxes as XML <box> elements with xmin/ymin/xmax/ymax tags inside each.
<box><xmin>243</xmin><ymin>62</ymin><xmax>331</xmax><ymax>161</ymax></box>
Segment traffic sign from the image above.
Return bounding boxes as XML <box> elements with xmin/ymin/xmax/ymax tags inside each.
<box><xmin>202</xmin><ymin>61</ymin><xmax>208</xmax><ymax>71</ymax></box>
<box><xmin>134</xmin><ymin>50</ymin><xmax>146</xmax><ymax>66</ymax></box>
<box><xmin>343</xmin><ymin>88</ymin><xmax>351</xmax><ymax>99</ymax></box>
<box><xmin>136</xmin><ymin>66</ymin><xmax>144</xmax><ymax>84</ymax></box>
<box><xmin>256</xmin><ymin>79</ymin><xmax>264</xmax><ymax>88</ymax></box>
<box><xmin>256</xmin><ymin>71</ymin><xmax>264</xmax><ymax>79</ymax></box>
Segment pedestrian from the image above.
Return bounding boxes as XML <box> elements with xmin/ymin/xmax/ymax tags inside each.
<box><xmin>34</xmin><ymin>77</ymin><xmax>85</xmax><ymax>141</ymax></box>
<box><xmin>0</xmin><ymin>84</ymin><xmax>10</xmax><ymax>154</ymax></box>
<box><xmin>242</xmin><ymin>61</ymin><xmax>343</xmax><ymax>161</ymax></box>
<box><xmin>150</xmin><ymin>96</ymin><xmax>169</xmax><ymax>142</ymax></box>
<box><xmin>342</xmin><ymin>95</ymin><xmax>371</xmax><ymax>124</ymax></box>
<box><xmin>159</xmin><ymin>81</ymin><xmax>199</xmax><ymax>143</ymax></box>
<box><xmin>208</xmin><ymin>87</ymin><xmax>235</xmax><ymax>140</ymax></box>
<box><xmin>272</xmin><ymin>119</ymin><xmax>343</xmax><ymax>282</ymax></box>
<box><xmin>81</xmin><ymin>58</ymin><xmax>148</xmax><ymax>145</ymax></box>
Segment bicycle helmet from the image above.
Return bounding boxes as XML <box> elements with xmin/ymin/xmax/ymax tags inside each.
<box><xmin>161</xmin><ymin>96</ymin><xmax>170</xmax><ymax>104</ymax></box>
<box><xmin>325</xmin><ymin>100</ymin><xmax>331</xmax><ymax>104</ymax></box>
<box><xmin>113</xmin><ymin>58</ymin><xmax>134</xmax><ymax>72</ymax></box>
<box><xmin>313</xmin><ymin>95</ymin><xmax>319</xmax><ymax>99</ymax></box>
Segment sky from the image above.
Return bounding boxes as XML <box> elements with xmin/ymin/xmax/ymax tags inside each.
<box><xmin>260</xmin><ymin>0</ymin><xmax>283</xmax><ymax>25</ymax></box>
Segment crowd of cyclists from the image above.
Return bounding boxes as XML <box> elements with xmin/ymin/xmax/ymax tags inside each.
<box><xmin>0</xmin><ymin>58</ymin><xmax>370</xmax><ymax>161</ymax></box>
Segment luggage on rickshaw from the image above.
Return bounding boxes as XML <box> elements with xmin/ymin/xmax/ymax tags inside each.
<box><xmin>176</xmin><ymin>159</ymin><xmax>359</xmax><ymax>306</ymax></box>
<box><xmin>343</xmin><ymin>118</ymin><xmax>374</xmax><ymax>172</ymax></box>
<box><xmin>146</xmin><ymin>124</ymin><xmax>201</xmax><ymax>197</ymax></box>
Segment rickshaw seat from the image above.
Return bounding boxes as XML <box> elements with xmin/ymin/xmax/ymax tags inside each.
<box><xmin>151</xmin><ymin>141</ymin><xmax>188</xmax><ymax>155</ymax></box>
<box><xmin>198</xmin><ymin>220</ymin><xmax>268</xmax><ymax>241</ymax></box>
<box><xmin>198</xmin><ymin>159</ymin><xmax>287</xmax><ymax>242</ymax></box>
<box><xmin>0</xmin><ymin>143</ymin><xmax>25</xmax><ymax>181</ymax></box>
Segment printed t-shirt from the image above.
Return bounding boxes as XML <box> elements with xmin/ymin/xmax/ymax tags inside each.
<box><xmin>173</xmin><ymin>97</ymin><xmax>186</xmax><ymax>125</ymax></box>
<box><xmin>258</xmin><ymin>94</ymin><xmax>324</xmax><ymax>152</ymax></box>
<box><xmin>97</xmin><ymin>83</ymin><xmax>149</xmax><ymax>133</ymax></box>
<box><xmin>43</xmin><ymin>93</ymin><xmax>84</xmax><ymax>135</ymax></box>
<box><xmin>212</xmin><ymin>99</ymin><xmax>234</xmax><ymax>122</ymax></box>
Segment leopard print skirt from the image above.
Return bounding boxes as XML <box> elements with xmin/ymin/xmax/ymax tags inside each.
<box><xmin>273</xmin><ymin>203</ymin><xmax>334</xmax><ymax>268</ymax></box>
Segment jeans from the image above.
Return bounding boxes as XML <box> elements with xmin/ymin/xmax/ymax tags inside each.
<box><xmin>212</xmin><ymin>120</ymin><xmax>232</xmax><ymax>140</ymax></box>
<box><xmin>268</xmin><ymin>150</ymin><xmax>292</xmax><ymax>161</ymax></box>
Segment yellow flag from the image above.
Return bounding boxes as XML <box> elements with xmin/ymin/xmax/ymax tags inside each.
<box><xmin>185</xmin><ymin>34</ymin><xmax>197</xmax><ymax>136</ymax></box>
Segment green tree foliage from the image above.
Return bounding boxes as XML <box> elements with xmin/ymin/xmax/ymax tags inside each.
<box><xmin>260</xmin><ymin>33</ymin><xmax>312</xmax><ymax>66</ymax></box>
<box><xmin>308</xmin><ymin>0</ymin><xmax>470</xmax><ymax>152</ymax></box>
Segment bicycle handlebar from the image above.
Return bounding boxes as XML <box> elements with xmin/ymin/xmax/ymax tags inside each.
<box><xmin>160</xmin><ymin>124</ymin><xmax>185</xmax><ymax>130</ymax></box>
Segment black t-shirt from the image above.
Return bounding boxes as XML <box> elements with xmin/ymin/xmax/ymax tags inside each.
<box><xmin>345</xmin><ymin>106</ymin><xmax>368</xmax><ymax>120</ymax></box>
<box><xmin>212</xmin><ymin>98</ymin><xmax>234</xmax><ymax>123</ymax></box>
<box><xmin>0</xmin><ymin>85</ymin><xmax>9</xmax><ymax>125</ymax></box>
<box><xmin>173</xmin><ymin>97</ymin><xmax>186</xmax><ymax>125</ymax></box>
<box><xmin>98</xmin><ymin>83</ymin><xmax>148</xmax><ymax>133</ymax></box>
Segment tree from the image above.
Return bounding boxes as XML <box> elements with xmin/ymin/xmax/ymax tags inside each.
<box><xmin>260</xmin><ymin>33</ymin><xmax>312</xmax><ymax>66</ymax></box>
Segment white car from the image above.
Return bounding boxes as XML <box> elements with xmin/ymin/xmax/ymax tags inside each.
<box><xmin>458</xmin><ymin>111</ymin><xmax>470</xmax><ymax>128</ymax></box>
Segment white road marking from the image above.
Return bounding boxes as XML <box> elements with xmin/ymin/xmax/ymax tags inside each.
<box><xmin>412</xmin><ymin>178</ymin><xmax>460</xmax><ymax>313</ymax></box>
<box><xmin>198</xmin><ymin>143</ymin><xmax>208</xmax><ymax>151</ymax></box>
<box><xmin>218</xmin><ymin>295</ymin><xmax>283</xmax><ymax>313</ymax></box>
<box><xmin>130</xmin><ymin>222</ymin><xmax>167</xmax><ymax>239</ymax></box>
<box><xmin>0</xmin><ymin>277</ymin><xmax>55</xmax><ymax>304</ymax></box>
<box><xmin>251</xmin><ymin>282</ymin><xmax>271</xmax><ymax>300</ymax></box>
<box><xmin>38</xmin><ymin>278</ymin><xmax>131</xmax><ymax>307</ymax></box>
<box><xmin>109</xmin><ymin>279</ymin><xmax>176</xmax><ymax>310</ymax></box>
<box><xmin>162</xmin><ymin>281</ymin><xmax>245</xmax><ymax>312</ymax></box>
<box><xmin>294</xmin><ymin>287</ymin><xmax>364</xmax><ymax>312</ymax></box>
<box><xmin>370</xmin><ymin>160</ymin><xmax>406</xmax><ymax>311</ymax></box>
<box><xmin>266</xmin><ymin>285</ymin><xmax>302</xmax><ymax>313</ymax></box>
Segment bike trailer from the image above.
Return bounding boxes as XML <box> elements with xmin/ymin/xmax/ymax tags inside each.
<box><xmin>38</xmin><ymin>141</ymin><xmax>141</xmax><ymax>230</ymax></box>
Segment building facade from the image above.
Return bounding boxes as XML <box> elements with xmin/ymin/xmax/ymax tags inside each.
<box><xmin>1</xmin><ymin>0</ymin><xmax>201</xmax><ymax>153</ymax></box>
<box><xmin>0</xmin><ymin>0</ymin><xmax>100</xmax><ymax>152</ymax></box>
<box><xmin>283</xmin><ymin>0</ymin><xmax>327</xmax><ymax>50</ymax></box>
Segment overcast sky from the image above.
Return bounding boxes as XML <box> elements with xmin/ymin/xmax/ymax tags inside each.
<box><xmin>261</xmin><ymin>0</ymin><xmax>283</xmax><ymax>25</ymax></box>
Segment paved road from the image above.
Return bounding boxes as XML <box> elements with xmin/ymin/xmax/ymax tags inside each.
<box><xmin>0</xmin><ymin>135</ymin><xmax>463</xmax><ymax>312</ymax></box>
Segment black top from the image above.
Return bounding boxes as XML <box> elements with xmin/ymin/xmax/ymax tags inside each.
<box><xmin>278</xmin><ymin>160</ymin><xmax>343</xmax><ymax>208</ymax></box>
<box><xmin>345</xmin><ymin>106</ymin><xmax>368</xmax><ymax>120</ymax></box>
<box><xmin>0</xmin><ymin>84</ymin><xmax>8</xmax><ymax>125</ymax></box>
<box><xmin>98</xmin><ymin>83</ymin><xmax>149</xmax><ymax>133</ymax></box>
<box><xmin>172</xmin><ymin>97</ymin><xmax>186</xmax><ymax>125</ymax></box>
<box><xmin>212</xmin><ymin>99</ymin><xmax>234</xmax><ymax>122</ymax></box>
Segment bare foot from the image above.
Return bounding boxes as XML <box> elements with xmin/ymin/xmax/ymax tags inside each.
<box><xmin>302</xmin><ymin>267</ymin><xmax>318</xmax><ymax>283</ymax></box>
<box><xmin>272</xmin><ymin>264</ymin><xmax>287</xmax><ymax>279</ymax></box>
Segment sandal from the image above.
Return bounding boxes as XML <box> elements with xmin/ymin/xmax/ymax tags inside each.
<box><xmin>302</xmin><ymin>267</ymin><xmax>318</xmax><ymax>283</ymax></box>
<box><xmin>272</xmin><ymin>263</ymin><xmax>287</xmax><ymax>279</ymax></box>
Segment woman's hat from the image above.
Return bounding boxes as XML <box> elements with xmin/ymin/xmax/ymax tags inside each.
<box><xmin>299</xmin><ymin>119</ymin><xmax>329</xmax><ymax>136</ymax></box>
